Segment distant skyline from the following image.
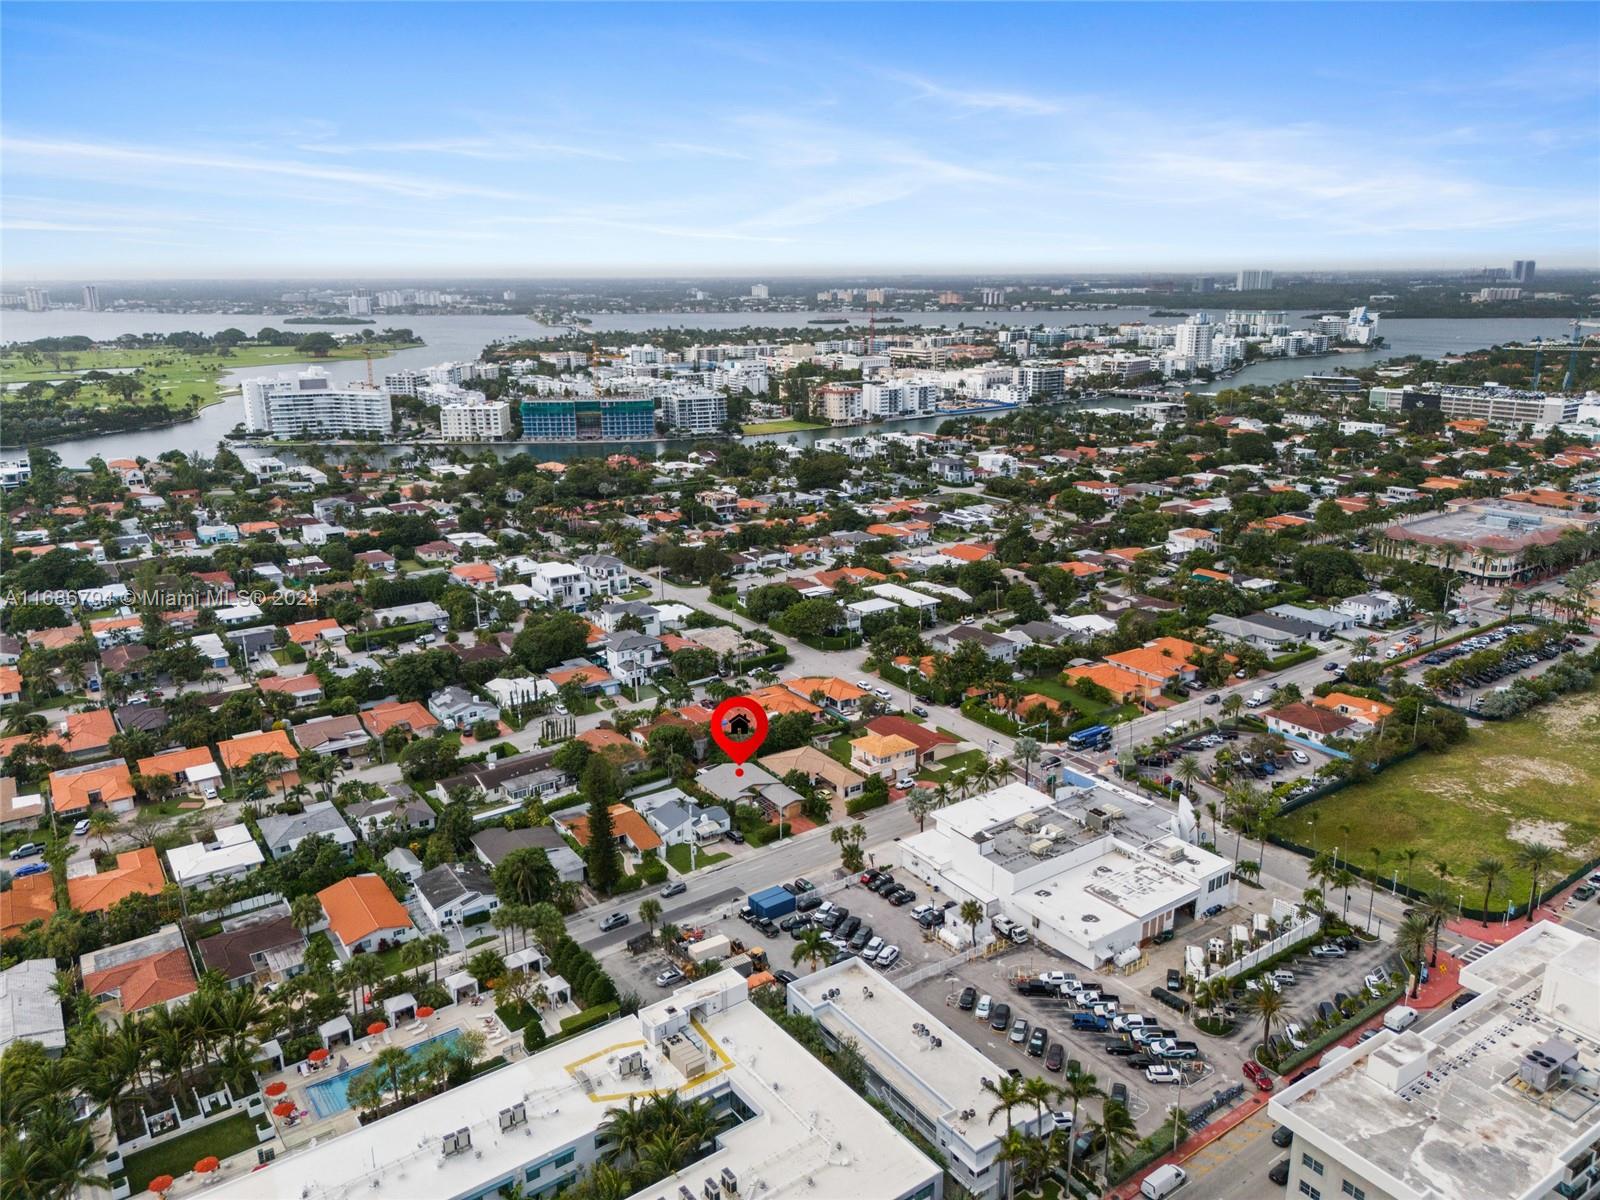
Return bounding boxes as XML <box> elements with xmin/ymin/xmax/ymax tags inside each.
<box><xmin>3</xmin><ymin>2</ymin><xmax>1597</xmax><ymax>279</ymax></box>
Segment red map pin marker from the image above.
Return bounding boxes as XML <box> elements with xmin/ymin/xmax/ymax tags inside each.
<box><xmin>710</xmin><ymin>696</ymin><xmax>769</xmax><ymax>776</ymax></box>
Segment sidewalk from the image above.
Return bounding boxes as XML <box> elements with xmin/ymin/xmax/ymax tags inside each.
<box><xmin>1104</xmin><ymin>1090</ymin><xmax>1270</xmax><ymax>1200</ymax></box>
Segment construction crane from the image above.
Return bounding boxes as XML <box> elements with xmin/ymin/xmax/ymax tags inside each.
<box><xmin>363</xmin><ymin>346</ymin><xmax>375</xmax><ymax>388</ymax></box>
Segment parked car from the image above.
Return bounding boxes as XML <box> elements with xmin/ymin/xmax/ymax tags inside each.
<box><xmin>911</xmin><ymin>706</ymin><xmax>929</xmax><ymax>718</ymax></box>
<box><xmin>793</xmin><ymin>877</ymin><xmax>814</xmax><ymax>892</ymax></box>
<box><xmin>8</xmin><ymin>842</ymin><xmax>43</xmax><ymax>860</ymax></box>
<box><xmin>1166</xmin><ymin>968</ymin><xmax>1183</xmax><ymax>991</ymax></box>
<box><xmin>1310</xmin><ymin>943</ymin><xmax>1347</xmax><ymax>958</ymax></box>
<box><xmin>875</xmin><ymin>945</ymin><xmax>901</xmax><ymax>968</ymax></box>
<box><xmin>1009</xmin><ymin>1018</ymin><xmax>1030</xmax><ymax>1044</ymax></box>
<box><xmin>599</xmin><ymin>911</ymin><xmax>630</xmax><ymax>932</ymax></box>
<box><xmin>1045</xmin><ymin>1043</ymin><xmax>1064</xmax><ymax>1072</ymax></box>
<box><xmin>1145</xmin><ymin>1065</ymin><xmax>1182</xmax><ymax>1084</ymax></box>
<box><xmin>1269</xmin><ymin>1160</ymin><xmax>1290</xmax><ymax>1186</ymax></box>
<box><xmin>1027</xmin><ymin>1027</ymin><xmax>1048</xmax><ymax>1057</ymax></box>
<box><xmin>725</xmin><ymin>829</ymin><xmax>745</xmax><ymax>844</ymax></box>
<box><xmin>72</xmin><ymin>819</ymin><xmax>92</xmax><ymax>837</ymax></box>
<box><xmin>655</xmin><ymin>967</ymin><xmax>684</xmax><ymax>987</ymax></box>
<box><xmin>990</xmin><ymin>1004</ymin><xmax>1012</xmax><ymax>1032</ymax></box>
<box><xmin>975</xmin><ymin>994</ymin><xmax>993</xmax><ymax>1020</ymax></box>
<box><xmin>959</xmin><ymin>986</ymin><xmax>978</xmax><ymax>1010</ymax></box>
<box><xmin>1050</xmin><ymin>1110</ymin><xmax>1073</xmax><ymax>1131</ymax></box>
<box><xmin>1242</xmin><ymin>1061</ymin><xmax>1273</xmax><ymax>1091</ymax></box>
<box><xmin>11</xmin><ymin>863</ymin><xmax>48</xmax><ymax>879</ymax></box>
<box><xmin>1104</xmin><ymin>1042</ymin><xmax>1136</xmax><ymax>1057</ymax></box>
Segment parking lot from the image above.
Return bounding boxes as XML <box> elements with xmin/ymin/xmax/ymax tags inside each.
<box><xmin>608</xmin><ymin>865</ymin><xmax>964</xmax><ymax>1000</ymax></box>
<box><xmin>902</xmin><ymin>900</ymin><xmax>1399</xmax><ymax>1141</ymax></box>
<box><xmin>1131</xmin><ymin>725</ymin><xmax>1335</xmax><ymax>802</ymax></box>
<box><xmin>1404</xmin><ymin>626</ymin><xmax>1586</xmax><ymax>706</ymax></box>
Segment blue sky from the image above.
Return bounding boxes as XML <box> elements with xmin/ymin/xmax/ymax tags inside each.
<box><xmin>3</xmin><ymin>2</ymin><xmax>1596</xmax><ymax>278</ymax></box>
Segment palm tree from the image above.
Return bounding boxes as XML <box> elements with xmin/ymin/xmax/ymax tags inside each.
<box><xmin>1243</xmin><ymin>981</ymin><xmax>1288</xmax><ymax>1061</ymax></box>
<box><xmin>400</xmin><ymin>938</ymin><xmax>431</xmax><ymax>986</ymax></box>
<box><xmin>1400</xmin><ymin>846</ymin><xmax>1421</xmax><ymax>895</ymax></box>
<box><xmin>1020</xmin><ymin>1074</ymin><xmax>1055</xmax><ymax>1126</ymax></box>
<box><xmin>1056</xmin><ymin>1067</ymin><xmax>1103</xmax><ymax>1187</ymax></box>
<box><xmin>1176</xmin><ymin>754</ymin><xmax>1201</xmax><ymax>797</ymax></box>
<box><xmin>982</xmin><ymin>1072</ymin><xmax>1027</xmax><ymax>1135</ymax></box>
<box><xmin>290</xmin><ymin>893</ymin><xmax>323</xmax><ymax>937</ymax></box>
<box><xmin>1332</xmin><ymin>867</ymin><xmax>1358</xmax><ymax>921</ymax></box>
<box><xmin>960</xmin><ymin>899</ymin><xmax>985</xmax><ymax>950</ymax></box>
<box><xmin>85</xmin><ymin>809</ymin><xmax>118</xmax><ymax>852</ymax></box>
<box><xmin>638</xmin><ymin>897</ymin><xmax>662</xmax><ymax>936</ymax></box>
<box><xmin>1014</xmin><ymin>736</ymin><xmax>1041</xmax><ymax>788</ymax></box>
<box><xmin>1418</xmin><ymin>887</ymin><xmax>1454</xmax><ymax>968</ymax></box>
<box><xmin>1396</xmin><ymin>914</ymin><xmax>1432</xmax><ymax>999</ymax></box>
<box><xmin>598</xmin><ymin>1096</ymin><xmax>653</xmax><ymax>1168</ymax></box>
<box><xmin>792</xmin><ymin>928</ymin><xmax>830</xmax><ymax>973</ymax></box>
<box><xmin>1097</xmin><ymin>1098</ymin><xmax>1139</xmax><ymax>1185</ymax></box>
<box><xmin>1515</xmin><ymin>842</ymin><xmax>1557</xmax><ymax>921</ymax></box>
<box><xmin>422</xmin><ymin>931</ymin><xmax>450</xmax><ymax>982</ymax></box>
<box><xmin>1365</xmin><ymin>847</ymin><xmax>1386</xmax><ymax>932</ymax></box>
<box><xmin>1469</xmin><ymin>857</ymin><xmax>1506</xmax><ymax>926</ymax></box>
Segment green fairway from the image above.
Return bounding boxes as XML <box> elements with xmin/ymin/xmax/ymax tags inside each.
<box><xmin>741</xmin><ymin>419</ymin><xmax>828</xmax><ymax>435</ymax></box>
<box><xmin>1274</xmin><ymin>693</ymin><xmax>1600</xmax><ymax>911</ymax></box>
<box><xmin>0</xmin><ymin>340</ymin><xmax>419</xmax><ymax>413</ymax></box>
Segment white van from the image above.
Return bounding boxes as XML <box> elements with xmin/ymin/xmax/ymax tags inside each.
<box><xmin>1383</xmin><ymin>1005</ymin><xmax>1419</xmax><ymax>1033</ymax></box>
<box><xmin>1141</xmin><ymin>1164</ymin><xmax>1188</xmax><ymax>1199</ymax></box>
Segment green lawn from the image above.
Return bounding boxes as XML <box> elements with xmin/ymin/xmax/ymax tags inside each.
<box><xmin>665</xmin><ymin>842</ymin><xmax>731</xmax><ymax>873</ymax></box>
<box><xmin>0</xmin><ymin>341</ymin><xmax>418</xmax><ymax>413</ymax></box>
<box><xmin>1274</xmin><ymin>694</ymin><xmax>1600</xmax><ymax>911</ymax></box>
<box><xmin>825</xmin><ymin>734</ymin><xmax>857</xmax><ymax>767</ymax></box>
<box><xmin>917</xmin><ymin>749</ymin><xmax>988</xmax><ymax>784</ymax></box>
<box><xmin>122</xmin><ymin>1113</ymin><xmax>261</xmax><ymax>1192</ymax></box>
<box><xmin>741</xmin><ymin>419</ymin><xmax>828</xmax><ymax>435</ymax></box>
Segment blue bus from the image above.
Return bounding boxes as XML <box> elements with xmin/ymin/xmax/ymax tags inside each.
<box><xmin>1067</xmin><ymin>724</ymin><xmax>1112</xmax><ymax>751</ymax></box>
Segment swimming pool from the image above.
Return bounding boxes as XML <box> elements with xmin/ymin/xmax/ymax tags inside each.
<box><xmin>305</xmin><ymin>1029</ymin><xmax>463</xmax><ymax>1117</ymax></box>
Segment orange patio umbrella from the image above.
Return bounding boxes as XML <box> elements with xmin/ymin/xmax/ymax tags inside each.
<box><xmin>366</xmin><ymin>1021</ymin><xmax>388</xmax><ymax>1036</ymax></box>
<box><xmin>307</xmin><ymin>1047</ymin><xmax>329</xmax><ymax>1063</ymax></box>
<box><xmin>263</xmin><ymin>1081</ymin><xmax>287</xmax><ymax>1097</ymax></box>
<box><xmin>194</xmin><ymin>1157</ymin><xmax>220</xmax><ymax>1175</ymax></box>
<box><xmin>272</xmin><ymin>1101</ymin><xmax>295</xmax><ymax>1118</ymax></box>
<box><xmin>416</xmin><ymin>1006</ymin><xmax>434</xmax><ymax>1018</ymax></box>
<box><xmin>147</xmin><ymin>1176</ymin><xmax>175</xmax><ymax>1195</ymax></box>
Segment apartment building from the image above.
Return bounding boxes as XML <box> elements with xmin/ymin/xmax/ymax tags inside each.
<box><xmin>660</xmin><ymin>386</ymin><xmax>728</xmax><ymax>434</ymax></box>
<box><xmin>519</xmin><ymin>395</ymin><xmax>656</xmax><ymax>440</ymax></box>
<box><xmin>242</xmin><ymin>368</ymin><xmax>392</xmax><ymax>437</ymax></box>
<box><xmin>208</xmin><ymin>971</ymin><xmax>939</xmax><ymax>1200</ymax></box>
<box><xmin>437</xmin><ymin>391</ymin><xmax>513</xmax><ymax>440</ymax></box>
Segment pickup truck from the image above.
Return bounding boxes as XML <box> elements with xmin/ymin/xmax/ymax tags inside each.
<box><xmin>1072</xmin><ymin>1012</ymin><xmax>1109</xmax><ymax>1031</ymax></box>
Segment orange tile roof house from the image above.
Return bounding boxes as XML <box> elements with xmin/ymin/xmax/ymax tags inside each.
<box><xmin>284</xmin><ymin>618</ymin><xmax>346</xmax><ymax>647</ymax></box>
<box><xmin>863</xmin><ymin>716</ymin><xmax>959</xmax><ymax>766</ymax></box>
<box><xmin>0</xmin><ymin>873</ymin><xmax>57</xmax><ymax>936</ymax></box>
<box><xmin>256</xmin><ymin>672</ymin><xmax>326</xmax><ymax>707</ymax></box>
<box><xmin>358</xmin><ymin>701</ymin><xmax>440</xmax><ymax>739</ymax></box>
<box><xmin>218</xmin><ymin>728</ymin><xmax>300</xmax><ymax>771</ymax></box>
<box><xmin>1064</xmin><ymin>661</ymin><xmax>1155</xmax><ymax>704</ymax></box>
<box><xmin>783</xmin><ymin>676</ymin><xmax>867</xmax><ymax>716</ymax></box>
<box><xmin>1105</xmin><ymin>646</ymin><xmax>1196</xmax><ymax>686</ymax></box>
<box><xmin>1265</xmin><ymin>702</ymin><xmax>1358</xmax><ymax>746</ymax></box>
<box><xmin>1310</xmin><ymin>692</ymin><xmax>1395</xmax><ymax>727</ymax></box>
<box><xmin>849</xmin><ymin>731</ymin><xmax>919</xmax><ymax>780</ymax></box>
<box><xmin>450</xmin><ymin>561</ymin><xmax>499</xmax><ymax>588</ymax></box>
<box><xmin>561</xmin><ymin>802</ymin><xmax>663</xmax><ymax>856</ymax></box>
<box><xmin>48</xmin><ymin>760</ymin><xmax>137</xmax><ymax>816</ymax></box>
<box><xmin>68</xmin><ymin>847</ymin><xmax>166</xmax><ymax>915</ymax></box>
<box><xmin>317</xmin><ymin>874</ymin><xmax>414</xmax><ymax>957</ymax></box>
<box><xmin>81</xmin><ymin>925</ymin><xmax>197</xmax><ymax>1016</ymax></box>
<box><xmin>748</xmin><ymin>685</ymin><xmax>822</xmax><ymax>718</ymax></box>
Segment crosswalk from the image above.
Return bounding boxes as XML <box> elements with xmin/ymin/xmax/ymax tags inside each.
<box><xmin>1453</xmin><ymin>940</ymin><xmax>1494</xmax><ymax>964</ymax></box>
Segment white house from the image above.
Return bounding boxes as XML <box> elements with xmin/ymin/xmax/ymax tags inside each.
<box><xmin>1334</xmin><ymin>591</ymin><xmax>1403</xmax><ymax>626</ymax></box>
<box><xmin>427</xmin><ymin>686</ymin><xmax>500</xmax><ymax>731</ymax></box>
<box><xmin>166</xmin><ymin>824</ymin><xmax>265</xmax><ymax>889</ymax></box>
<box><xmin>414</xmin><ymin>861</ymin><xmax>500</xmax><ymax>930</ymax></box>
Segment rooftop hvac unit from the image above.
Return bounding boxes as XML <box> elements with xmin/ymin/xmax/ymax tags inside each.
<box><xmin>1038</xmin><ymin>823</ymin><xmax>1066</xmax><ymax>841</ymax></box>
<box><xmin>498</xmin><ymin>1103</ymin><xmax>527</xmax><ymax>1131</ymax></box>
<box><xmin>1087</xmin><ymin>811</ymin><xmax>1109</xmax><ymax>832</ymax></box>
<box><xmin>1015</xmin><ymin>812</ymin><xmax>1041</xmax><ymax>832</ymax></box>
<box><xmin>704</xmin><ymin>1177</ymin><xmax>723</xmax><ymax>1200</ymax></box>
<box><xmin>721</xmin><ymin>1167</ymin><xmax>740</xmax><ymax>1194</ymax></box>
<box><xmin>441</xmin><ymin>1128</ymin><xmax>472</xmax><ymax>1156</ymax></box>
<box><xmin>1029</xmin><ymin>837</ymin><xmax>1054</xmax><ymax>856</ymax></box>
<box><xmin>679</xmin><ymin>1187</ymin><xmax>696</xmax><ymax>1200</ymax></box>
<box><xmin>1520</xmin><ymin>1050</ymin><xmax>1561</xmax><ymax>1093</ymax></box>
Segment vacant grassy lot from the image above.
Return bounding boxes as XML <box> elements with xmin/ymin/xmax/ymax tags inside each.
<box><xmin>1275</xmin><ymin>692</ymin><xmax>1600</xmax><ymax>911</ymax></box>
<box><xmin>741</xmin><ymin>419</ymin><xmax>828</xmax><ymax>435</ymax></box>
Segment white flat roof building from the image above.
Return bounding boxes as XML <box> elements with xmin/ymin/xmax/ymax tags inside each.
<box><xmin>898</xmin><ymin>783</ymin><xmax>1235</xmax><ymax>968</ymax></box>
<box><xmin>207</xmin><ymin>970</ymin><xmax>940</xmax><ymax>1200</ymax></box>
<box><xmin>165</xmin><ymin>824</ymin><xmax>265</xmax><ymax>888</ymax></box>
<box><xmin>788</xmin><ymin>956</ymin><xmax>1045</xmax><ymax>1200</ymax></box>
<box><xmin>242</xmin><ymin>367</ymin><xmax>392</xmax><ymax>437</ymax></box>
<box><xmin>0</xmin><ymin>959</ymin><xmax>68</xmax><ymax>1057</ymax></box>
<box><xmin>1271</xmin><ymin>922</ymin><xmax>1600</xmax><ymax>1200</ymax></box>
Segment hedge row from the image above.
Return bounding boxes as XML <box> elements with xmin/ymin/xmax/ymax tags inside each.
<box><xmin>845</xmin><ymin>791</ymin><xmax>889</xmax><ymax>817</ymax></box>
<box><xmin>1265</xmin><ymin>983</ymin><xmax>1405</xmax><ymax>1076</ymax></box>
<box><xmin>557</xmin><ymin>1001</ymin><xmax>620</xmax><ymax>1036</ymax></box>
